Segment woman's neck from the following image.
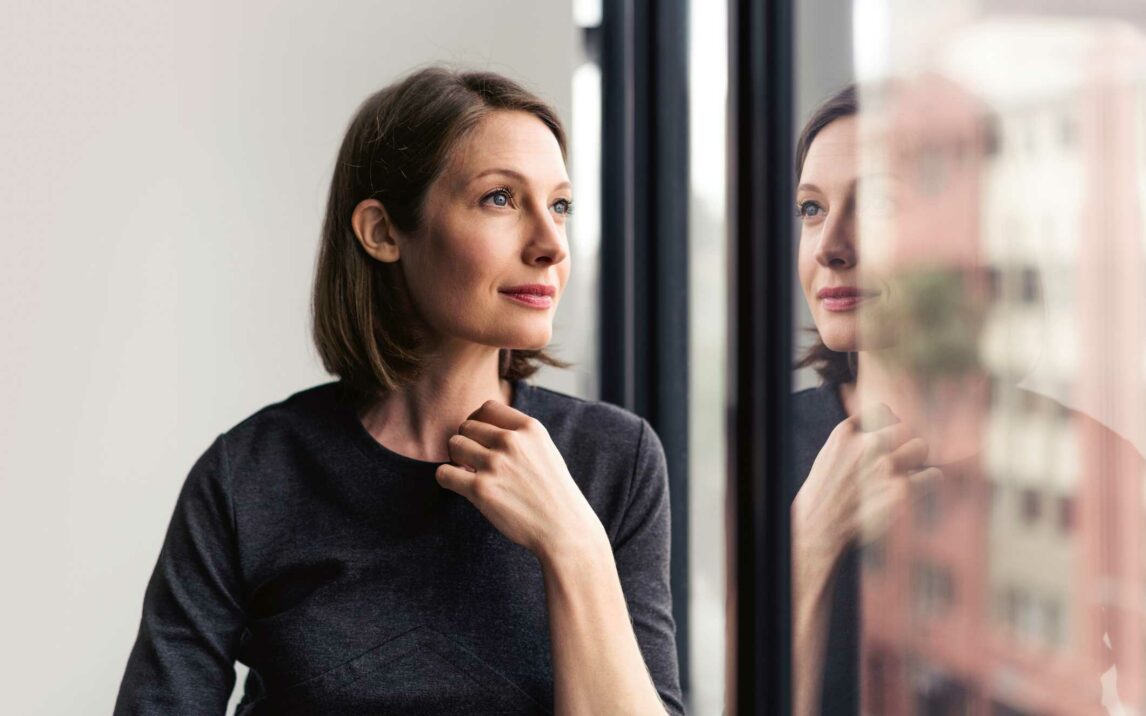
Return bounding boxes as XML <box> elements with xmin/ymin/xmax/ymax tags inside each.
<box><xmin>842</xmin><ymin>351</ymin><xmax>990</xmax><ymax>466</ymax></box>
<box><xmin>358</xmin><ymin>341</ymin><xmax>513</xmax><ymax>463</ymax></box>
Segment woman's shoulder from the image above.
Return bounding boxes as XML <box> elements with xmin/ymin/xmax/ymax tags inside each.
<box><xmin>515</xmin><ymin>380</ymin><xmax>649</xmax><ymax>443</ymax></box>
<box><xmin>789</xmin><ymin>382</ymin><xmax>849</xmax><ymax>492</ymax></box>
<box><xmin>1014</xmin><ymin>387</ymin><xmax>1144</xmax><ymax>463</ymax></box>
<box><xmin>214</xmin><ymin>380</ymin><xmax>349</xmax><ymax>457</ymax></box>
<box><xmin>514</xmin><ymin>381</ymin><xmax>662</xmax><ymax>495</ymax></box>
<box><xmin>516</xmin><ymin>382</ymin><xmax>666</xmax><ymax>536</ymax></box>
<box><xmin>792</xmin><ymin>381</ymin><xmax>848</xmax><ymax>432</ymax></box>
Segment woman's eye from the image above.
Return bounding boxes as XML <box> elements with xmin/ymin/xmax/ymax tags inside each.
<box><xmin>552</xmin><ymin>198</ymin><xmax>574</xmax><ymax>216</ymax></box>
<box><xmin>483</xmin><ymin>189</ymin><xmax>513</xmax><ymax>208</ymax></box>
<box><xmin>797</xmin><ymin>200</ymin><xmax>825</xmax><ymax>219</ymax></box>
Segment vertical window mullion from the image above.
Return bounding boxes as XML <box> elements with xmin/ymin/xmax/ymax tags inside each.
<box><xmin>600</xmin><ymin>0</ymin><xmax>691</xmax><ymax>700</ymax></box>
<box><xmin>728</xmin><ymin>0</ymin><xmax>795</xmax><ymax>712</ymax></box>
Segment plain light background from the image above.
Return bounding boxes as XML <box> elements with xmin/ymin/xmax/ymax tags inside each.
<box><xmin>0</xmin><ymin>2</ymin><xmax>580</xmax><ymax>712</ymax></box>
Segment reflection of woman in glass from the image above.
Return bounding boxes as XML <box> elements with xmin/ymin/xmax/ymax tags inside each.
<box><xmin>115</xmin><ymin>68</ymin><xmax>682</xmax><ymax>715</ymax></box>
<box><xmin>791</xmin><ymin>82</ymin><xmax>1143</xmax><ymax>715</ymax></box>
<box><xmin>789</xmin><ymin>84</ymin><xmax>937</xmax><ymax>716</ymax></box>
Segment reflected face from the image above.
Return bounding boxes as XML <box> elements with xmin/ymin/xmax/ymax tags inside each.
<box><xmin>798</xmin><ymin>108</ymin><xmax>992</xmax><ymax>378</ymax></box>
<box><xmin>796</xmin><ymin>116</ymin><xmax>896</xmax><ymax>353</ymax></box>
<box><xmin>399</xmin><ymin>110</ymin><xmax>572</xmax><ymax>351</ymax></box>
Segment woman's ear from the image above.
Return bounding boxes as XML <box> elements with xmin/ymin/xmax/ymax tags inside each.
<box><xmin>351</xmin><ymin>199</ymin><xmax>402</xmax><ymax>263</ymax></box>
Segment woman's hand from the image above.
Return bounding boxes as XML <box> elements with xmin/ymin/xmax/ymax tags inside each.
<box><xmin>793</xmin><ymin>404</ymin><xmax>937</xmax><ymax>571</ymax></box>
<box><xmin>792</xmin><ymin>404</ymin><xmax>939</xmax><ymax>716</ymax></box>
<box><xmin>435</xmin><ymin>400</ymin><xmax>606</xmax><ymax>561</ymax></box>
<box><xmin>438</xmin><ymin>403</ymin><xmax>671</xmax><ymax>713</ymax></box>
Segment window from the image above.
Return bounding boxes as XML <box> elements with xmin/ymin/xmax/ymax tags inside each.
<box><xmin>739</xmin><ymin>1</ymin><xmax>1146</xmax><ymax>713</ymax></box>
<box><xmin>913</xmin><ymin>562</ymin><xmax>955</xmax><ymax>618</ymax></box>
<box><xmin>1057</xmin><ymin>495</ymin><xmax>1075</xmax><ymax>533</ymax></box>
<box><xmin>915</xmin><ymin>482</ymin><xmax>942</xmax><ymax>530</ymax></box>
<box><xmin>1020</xmin><ymin>488</ymin><xmax>1042</xmax><ymax>525</ymax></box>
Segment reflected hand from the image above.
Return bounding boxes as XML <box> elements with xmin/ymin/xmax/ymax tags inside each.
<box><xmin>793</xmin><ymin>404</ymin><xmax>940</xmax><ymax>570</ymax></box>
<box><xmin>435</xmin><ymin>401</ymin><xmax>605</xmax><ymax>561</ymax></box>
<box><xmin>791</xmin><ymin>404</ymin><xmax>942</xmax><ymax>716</ymax></box>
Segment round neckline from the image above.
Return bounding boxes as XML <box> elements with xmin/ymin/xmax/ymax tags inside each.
<box><xmin>335</xmin><ymin>379</ymin><xmax>532</xmax><ymax>470</ymax></box>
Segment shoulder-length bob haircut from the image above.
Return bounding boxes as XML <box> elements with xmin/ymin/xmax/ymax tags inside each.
<box><xmin>794</xmin><ymin>83</ymin><xmax>859</xmax><ymax>385</ymax></box>
<box><xmin>312</xmin><ymin>67</ymin><xmax>568</xmax><ymax>399</ymax></box>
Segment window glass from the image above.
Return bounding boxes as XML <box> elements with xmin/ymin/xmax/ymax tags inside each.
<box><xmin>792</xmin><ymin>2</ymin><xmax>1146</xmax><ymax>713</ymax></box>
<box><xmin>688</xmin><ymin>0</ymin><xmax>729</xmax><ymax>713</ymax></box>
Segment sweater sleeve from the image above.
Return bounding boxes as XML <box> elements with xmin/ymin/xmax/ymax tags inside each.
<box><xmin>114</xmin><ymin>434</ymin><xmax>247</xmax><ymax>715</ymax></box>
<box><xmin>611</xmin><ymin>419</ymin><xmax>686</xmax><ymax>716</ymax></box>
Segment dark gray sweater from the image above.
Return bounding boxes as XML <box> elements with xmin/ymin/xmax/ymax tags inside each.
<box><xmin>115</xmin><ymin>380</ymin><xmax>683</xmax><ymax>715</ymax></box>
<box><xmin>790</xmin><ymin>383</ymin><xmax>858</xmax><ymax>714</ymax></box>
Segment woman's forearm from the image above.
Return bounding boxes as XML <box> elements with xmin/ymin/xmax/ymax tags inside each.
<box><xmin>792</xmin><ymin>524</ymin><xmax>844</xmax><ymax>716</ymax></box>
<box><xmin>793</xmin><ymin>561</ymin><xmax>835</xmax><ymax>716</ymax></box>
<box><xmin>539</xmin><ymin>529</ymin><xmax>667</xmax><ymax>716</ymax></box>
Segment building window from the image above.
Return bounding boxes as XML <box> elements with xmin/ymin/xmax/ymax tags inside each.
<box><xmin>1057</xmin><ymin>495</ymin><xmax>1075</xmax><ymax>533</ymax></box>
<box><xmin>987</xmin><ymin>266</ymin><xmax>1004</xmax><ymax>303</ymax></box>
<box><xmin>915</xmin><ymin>482</ymin><xmax>941</xmax><ymax>530</ymax></box>
<box><xmin>1020</xmin><ymin>266</ymin><xmax>1040</xmax><ymax>304</ymax></box>
<box><xmin>983</xmin><ymin>113</ymin><xmax>1001</xmax><ymax>156</ymax></box>
<box><xmin>863</xmin><ymin>535</ymin><xmax>887</xmax><ymax>572</ymax></box>
<box><xmin>1044</xmin><ymin>599</ymin><xmax>1062</xmax><ymax>646</ymax></box>
<box><xmin>913</xmin><ymin>562</ymin><xmax>955</xmax><ymax>617</ymax></box>
<box><xmin>1020</xmin><ymin>488</ymin><xmax>1042</xmax><ymax>525</ymax></box>
<box><xmin>1059</xmin><ymin>112</ymin><xmax>1077</xmax><ymax>148</ymax></box>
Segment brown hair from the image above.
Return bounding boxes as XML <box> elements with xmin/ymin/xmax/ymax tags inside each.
<box><xmin>311</xmin><ymin>66</ymin><xmax>568</xmax><ymax>399</ymax></box>
<box><xmin>794</xmin><ymin>84</ymin><xmax>859</xmax><ymax>385</ymax></box>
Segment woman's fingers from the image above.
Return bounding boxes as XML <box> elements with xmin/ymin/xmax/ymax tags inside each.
<box><xmin>889</xmin><ymin>437</ymin><xmax>929</xmax><ymax>473</ymax></box>
<box><xmin>863</xmin><ymin>422</ymin><xmax>914</xmax><ymax>460</ymax></box>
<box><xmin>908</xmin><ymin>466</ymin><xmax>944</xmax><ymax>486</ymax></box>
<box><xmin>855</xmin><ymin>467</ymin><xmax>943</xmax><ymax>543</ymax></box>
<box><xmin>458</xmin><ymin>418</ymin><xmax>512</xmax><ymax>450</ymax></box>
<box><xmin>435</xmin><ymin>463</ymin><xmax>477</xmax><ymax>497</ymax></box>
<box><xmin>857</xmin><ymin>479</ymin><xmax>908</xmax><ymax>544</ymax></box>
<box><xmin>852</xmin><ymin>402</ymin><xmax>898</xmax><ymax>432</ymax></box>
<box><xmin>446</xmin><ymin>434</ymin><xmax>492</xmax><ymax>471</ymax></box>
<box><xmin>467</xmin><ymin>400</ymin><xmax>534</xmax><ymax>431</ymax></box>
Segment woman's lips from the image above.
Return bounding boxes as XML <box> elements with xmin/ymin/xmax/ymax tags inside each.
<box><xmin>817</xmin><ymin>286</ymin><xmax>879</xmax><ymax>312</ymax></box>
<box><xmin>499</xmin><ymin>285</ymin><xmax>555</xmax><ymax>309</ymax></box>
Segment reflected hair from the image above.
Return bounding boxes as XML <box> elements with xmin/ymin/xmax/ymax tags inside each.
<box><xmin>311</xmin><ymin>67</ymin><xmax>568</xmax><ymax>399</ymax></box>
<box><xmin>794</xmin><ymin>84</ymin><xmax>859</xmax><ymax>385</ymax></box>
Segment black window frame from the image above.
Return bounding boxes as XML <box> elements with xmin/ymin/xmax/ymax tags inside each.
<box><xmin>597</xmin><ymin>0</ymin><xmax>796</xmax><ymax>711</ymax></box>
<box><xmin>727</xmin><ymin>0</ymin><xmax>795</xmax><ymax>713</ymax></box>
<box><xmin>598</xmin><ymin>0</ymin><xmax>692</xmax><ymax>701</ymax></box>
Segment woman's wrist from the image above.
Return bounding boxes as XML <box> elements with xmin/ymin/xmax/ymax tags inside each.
<box><xmin>792</xmin><ymin>519</ymin><xmax>847</xmax><ymax>594</ymax></box>
<box><xmin>536</xmin><ymin>520</ymin><xmax>612</xmax><ymax>576</ymax></box>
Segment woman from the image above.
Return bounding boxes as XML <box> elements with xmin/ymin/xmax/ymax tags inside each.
<box><xmin>789</xmin><ymin>83</ymin><xmax>935</xmax><ymax>716</ymax></box>
<box><xmin>790</xmin><ymin>82</ymin><xmax>1141</xmax><ymax>715</ymax></box>
<box><xmin>115</xmin><ymin>67</ymin><xmax>682</xmax><ymax>715</ymax></box>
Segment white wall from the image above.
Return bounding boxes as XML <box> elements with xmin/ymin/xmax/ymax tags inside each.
<box><xmin>0</xmin><ymin>2</ymin><xmax>574</xmax><ymax>712</ymax></box>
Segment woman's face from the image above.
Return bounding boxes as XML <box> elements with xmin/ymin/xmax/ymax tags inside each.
<box><xmin>399</xmin><ymin>110</ymin><xmax>572</xmax><ymax>352</ymax></box>
<box><xmin>797</xmin><ymin>105</ymin><xmax>991</xmax><ymax>375</ymax></box>
<box><xmin>796</xmin><ymin>116</ymin><xmax>886</xmax><ymax>353</ymax></box>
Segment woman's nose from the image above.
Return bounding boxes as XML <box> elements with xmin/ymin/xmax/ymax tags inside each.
<box><xmin>814</xmin><ymin>211</ymin><xmax>856</xmax><ymax>269</ymax></box>
<box><xmin>524</xmin><ymin>210</ymin><xmax>569</xmax><ymax>267</ymax></box>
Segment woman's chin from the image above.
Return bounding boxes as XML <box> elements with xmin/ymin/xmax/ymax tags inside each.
<box><xmin>499</xmin><ymin>329</ymin><xmax>552</xmax><ymax>352</ymax></box>
<box><xmin>819</xmin><ymin>331</ymin><xmax>857</xmax><ymax>354</ymax></box>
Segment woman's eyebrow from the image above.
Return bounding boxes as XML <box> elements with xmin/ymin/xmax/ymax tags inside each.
<box><xmin>797</xmin><ymin>173</ymin><xmax>902</xmax><ymax>196</ymax></box>
<box><xmin>469</xmin><ymin>167</ymin><xmax>571</xmax><ymax>192</ymax></box>
<box><xmin>473</xmin><ymin>167</ymin><xmax>526</xmax><ymax>182</ymax></box>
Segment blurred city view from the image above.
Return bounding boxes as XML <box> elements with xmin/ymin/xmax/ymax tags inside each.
<box><xmin>821</xmin><ymin>10</ymin><xmax>1146</xmax><ymax>715</ymax></box>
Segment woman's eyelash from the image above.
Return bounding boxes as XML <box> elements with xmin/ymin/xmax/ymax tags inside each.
<box><xmin>795</xmin><ymin>200</ymin><xmax>824</xmax><ymax>218</ymax></box>
<box><xmin>483</xmin><ymin>186</ymin><xmax>515</xmax><ymax>206</ymax></box>
<box><xmin>483</xmin><ymin>188</ymin><xmax>575</xmax><ymax>218</ymax></box>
